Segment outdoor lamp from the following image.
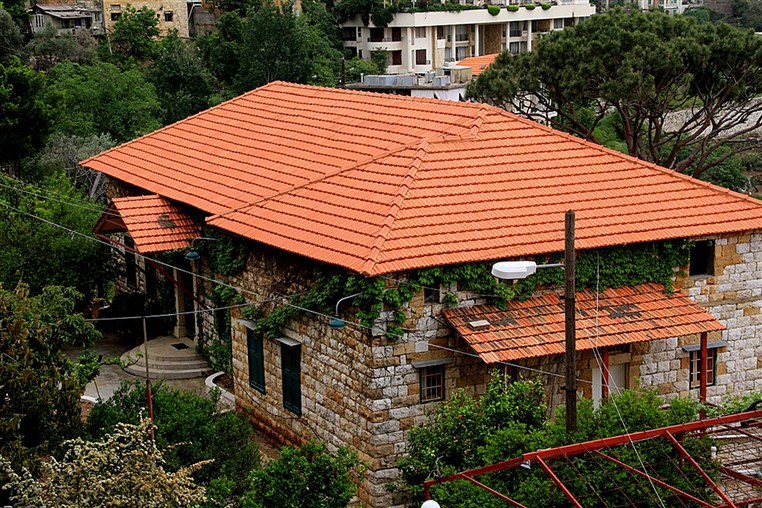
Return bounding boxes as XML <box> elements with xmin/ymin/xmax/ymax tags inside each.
<box><xmin>329</xmin><ymin>292</ymin><xmax>362</xmax><ymax>330</ymax></box>
<box><xmin>184</xmin><ymin>237</ymin><xmax>218</xmax><ymax>261</ymax></box>
<box><xmin>421</xmin><ymin>501</ymin><xmax>441</xmax><ymax>508</ymax></box>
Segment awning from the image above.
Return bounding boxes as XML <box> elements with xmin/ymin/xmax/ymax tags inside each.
<box><xmin>94</xmin><ymin>195</ymin><xmax>199</xmax><ymax>253</ymax></box>
<box><xmin>443</xmin><ymin>283</ymin><xmax>725</xmax><ymax>364</ymax></box>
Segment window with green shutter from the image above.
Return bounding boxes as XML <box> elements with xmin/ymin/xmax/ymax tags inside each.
<box><xmin>247</xmin><ymin>328</ymin><xmax>265</xmax><ymax>393</ymax></box>
<box><xmin>281</xmin><ymin>343</ymin><xmax>301</xmax><ymax>416</ymax></box>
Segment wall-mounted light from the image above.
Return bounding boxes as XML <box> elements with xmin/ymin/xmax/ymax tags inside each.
<box><xmin>185</xmin><ymin>236</ymin><xmax>218</xmax><ymax>261</ymax></box>
<box><xmin>328</xmin><ymin>292</ymin><xmax>362</xmax><ymax>330</ymax></box>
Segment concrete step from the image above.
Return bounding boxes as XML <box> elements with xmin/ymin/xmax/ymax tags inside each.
<box><xmin>124</xmin><ymin>364</ymin><xmax>213</xmax><ymax>380</ymax></box>
<box><xmin>120</xmin><ymin>336</ymin><xmax>211</xmax><ymax>380</ymax></box>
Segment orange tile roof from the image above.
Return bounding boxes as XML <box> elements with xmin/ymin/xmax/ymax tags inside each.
<box><xmin>457</xmin><ymin>54</ymin><xmax>499</xmax><ymax>76</ymax></box>
<box><xmin>82</xmin><ymin>82</ymin><xmax>762</xmax><ymax>276</ymax></box>
<box><xmin>443</xmin><ymin>283</ymin><xmax>725</xmax><ymax>363</ymax></box>
<box><xmin>94</xmin><ymin>195</ymin><xmax>199</xmax><ymax>253</ymax></box>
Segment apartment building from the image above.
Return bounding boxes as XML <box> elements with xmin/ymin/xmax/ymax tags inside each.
<box><xmin>340</xmin><ymin>0</ymin><xmax>595</xmax><ymax>74</ymax></box>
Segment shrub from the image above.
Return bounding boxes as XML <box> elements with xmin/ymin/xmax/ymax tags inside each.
<box><xmin>86</xmin><ymin>381</ymin><xmax>259</xmax><ymax>500</ymax></box>
<box><xmin>541</xmin><ymin>2</ymin><xmax>551</xmax><ymax>8</ymax></box>
<box><xmin>488</xmin><ymin>4</ymin><xmax>500</xmax><ymax>14</ymax></box>
<box><xmin>243</xmin><ymin>441</ymin><xmax>366</xmax><ymax>508</ymax></box>
<box><xmin>507</xmin><ymin>4</ymin><xmax>519</xmax><ymax>11</ymax></box>
<box><xmin>524</xmin><ymin>3</ymin><xmax>535</xmax><ymax>9</ymax></box>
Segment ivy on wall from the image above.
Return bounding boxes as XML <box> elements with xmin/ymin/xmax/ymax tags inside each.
<box><xmin>238</xmin><ymin>240</ymin><xmax>690</xmax><ymax>342</ymax></box>
<box><xmin>200</xmin><ymin>227</ymin><xmax>249</xmax><ymax>276</ymax></box>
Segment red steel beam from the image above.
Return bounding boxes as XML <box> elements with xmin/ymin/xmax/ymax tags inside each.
<box><xmin>664</xmin><ymin>431</ymin><xmax>736</xmax><ymax>507</ymax></box>
<box><xmin>591</xmin><ymin>450</ymin><xmax>716</xmax><ymax>508</ymax></box>
<box><xmin>459</xmin><ymin>474</ymin><xmax>529</xmax><ymax>508</ymax></box>
<box><xmin>425</xmin><ymin>410</ymin><xmax>762</xmax><ymax>494</ymax></box>
<box><xmin>720</xmin><ymin>424</ymin><xmax>762</xmax><ymax>444</ymax></box>
<box><xmin>720</xmin><ymin>465</ymin><xmax>762</xmax><ymax>489</ymax></box>
<box><xmin>736</xmin><ymin>497</ymin><xmax>762</xmax><ymax>507</ymax></box>
<box><xmin>536</xmin><ymin>457</ymin><xmax>583</xmax><ymax>508</ymax></box>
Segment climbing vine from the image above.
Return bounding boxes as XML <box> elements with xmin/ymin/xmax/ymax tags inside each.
<box><xmin>239</xmin><ymin>240</ymin><xmax>690</xmax><ymax>342</ymax></box>
<box><xmin>200</xmin><ymin>227</ymin><xmax>249</xmax><ymax>276</ymax></box>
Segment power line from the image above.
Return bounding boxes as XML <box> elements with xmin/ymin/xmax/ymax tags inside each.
<box><xmin>0</xmin><ymin>178</ymin><xmax>120</xmax><ymax>217</ymax></box>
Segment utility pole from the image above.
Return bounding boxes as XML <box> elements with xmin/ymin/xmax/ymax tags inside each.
<box><xmin>143</xmin><ymin>317</ymin><xmax>155</xmax><ymax>441</ymax></box>
<box><xmin>564</xmin><ymin>210</ymin><xmax>577</xmax><ymax>433</ymax></box>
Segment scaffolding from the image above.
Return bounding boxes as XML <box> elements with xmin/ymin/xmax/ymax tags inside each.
<box><xmin>424</xmin><ymin>409</ymin><xmax>762</xmax><ymax>507</ymax></box>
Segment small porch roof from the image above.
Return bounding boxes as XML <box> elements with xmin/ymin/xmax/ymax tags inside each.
<box><xmin>94</xmin><ymin>195</ymin><xmax>199</xmax><ymax>253</ymax></box>
<box><xmin>443</xmin><ymin>282</ymin><xmax>725</xmax><ymax>364</ymax></box>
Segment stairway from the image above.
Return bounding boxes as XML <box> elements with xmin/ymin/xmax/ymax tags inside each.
<box><xmin>121</xmin><ymin>336</ymin><xmax>212</xmax><ymax>380</ymax></box>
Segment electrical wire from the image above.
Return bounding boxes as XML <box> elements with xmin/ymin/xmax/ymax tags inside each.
<box><xmin>0</xmin><ymin>177</ymin><xmax>121</xmax><ymax>217</ymax></box>
<box><xmin>0</xmin><ymin>196</ymin><xmax>603</xmax><ymax>388</ymax></box>
<box><xmin>586</xmin><ymin>253</ymin><xmax>667</xmax><ymax>507</ymax></box>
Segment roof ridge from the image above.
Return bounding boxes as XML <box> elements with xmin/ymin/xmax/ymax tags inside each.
<box><xmin>360</xmin><ymin>139</ymin><xmax>431</xmax><ymax>275</ymax></box>
<box><xmin>80</xmin><ymin>82</ymin><xmax>281</xmax><ymax>167</ymax></box>
<box><xmin>486</xmin><ymin>108</ymin><xmax>762</xmax><ymax>209</ymax></box>
<box><xmin>208</xmin><ymin>136</ymin><xmax>434</xmax><ymax>222</ymax></box>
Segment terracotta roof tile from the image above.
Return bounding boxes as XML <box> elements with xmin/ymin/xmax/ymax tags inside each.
<box><xmin>94</xmin><ymin>195</ymin><xmax>199</xmax><ymax>253</ymax></box>
<box><xmin>457</xmin><ymin>54</ymin><xmax>499</xmax><ymax>76</ymax></box>
<box><xmin>443</xmin><ymin>283</ymin><xmax>725</xmax><ymax>363</ymax></box>
<box><xmin>82</xmin><ymin>82</ymin><xmax>762</xmax><ymax>275</ymax></box>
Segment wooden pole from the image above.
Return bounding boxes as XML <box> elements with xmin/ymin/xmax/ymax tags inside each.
<box><xmin>143</xmin><ymin>317</ymin><xmax>155</xmax><ymax>441</ymax></box>
<box><xmin>700</xmin><ymin>331</ymin><xmax>708</xmax><ymax>420</ymax></box>
<box><xmin>602</xmin><ymin>347</ymin><xmax>609</xmax><ymax>401</ymax></box>
<box><xmin>565</xmin><ymin>210</ymin><xmax>577</xmax><ymax>433</ymax></box>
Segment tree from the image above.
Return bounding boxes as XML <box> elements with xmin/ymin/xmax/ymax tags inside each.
<box><xmin>236</xmin><ymin>1</ymin><xmax>341</xmax><ymax>92</ymax></box>
<box><xmin>0</xmin><ymin>6</ymin><xmax>22</xmax><ymax>65</ymax></box>
<box><xmin>26</xmin><ymin>23</ymin><xmax>98</xmax><ymax>71</ymax></box>
<box><xmin>0</xmin><ymin>418</ymin><xmax>208</xmax><ymax>507</ymax></box>
<box><xmin>243</xmin><ymin>440</ymin><xmax>366</xmax><ymax>508</ymax></box>
<box><xmin>107</xmin><ymin>5</ymin><xmax>160</xmax><ymax>63</ymax></box>
<box><xmin>399</xmin><ymin>373</ymin><xmax>707</xmax><ymax>507</ymax></box>
<box><xmin>197</xmin><ymin>12</ymin><xmax>243</xmax><ymax>90</ymax></box>
<box><xmin>86</xmin><ymin>381</ymin><xmax>260</xmax><ymax>501</ymax></box>
<box><xmin>468</xmin><ymin>9</ymin><xmax>762</xmax><ymax>179</ymax></box>
<box><xmin>0</xmin><ymin>283</ymin><xmax>100</xmax><ymax>471</ymax></box>
<box><xmin>0</xmin><ymin>58</ymin><xmax>56</xmax><ymax>170</ymax></box>
<box><xmin>147</xmin><ymin>34</ymin><xmax>213</xmax><ymax>125</ymax></box>
<box><xmin>0</xmin><ymin>172</ymin><xmax>115</xmax><ymax>298</ymax></box>
<box><xmin>46</xmin><ymin>60</ymin><xmax>161</xmax><ymax>143</ymax></box>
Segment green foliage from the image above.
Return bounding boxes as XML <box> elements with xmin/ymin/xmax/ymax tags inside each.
<box><xmin>248</xmin><ymin>240</ymin><xmax>688</xmax><ymax>342</ymax></box>
<box><xmin>26</xmin><ymin>23</ymin><xmax>98</xmax><ymax>72</ymax></box>
<box><xmin>0</xmin><ymin>283</ymin><xmax>100</xmax><ymax>471</ymax></box>
<box><xmin>107</xmin><ymin>5</ymin><xmax>160</xmax><ymax>63</ymax></box>
<box><xmin>488</xmin><ymin>4</ymin><xmax>500</xmax><ymax>15</ymax></box>
<box><xmin>0</xmin><ymin>173</ymin><xmax>116</xmax><ymax>299</ymax></box>
<box><xmin>0</xmin><ymin>58</ymin><xmax>55</xmax><ymax>166</ymax></box>
<box><xmin>86</xmin><ymin>381</ymin><xmax>260</xmax><ymax>499</ymax></box>
<box><xmin>345</xmin><ymin>55</ymin><xmax>384</xmax><ymax>83</ymax></box>
<box><xmin>468</xmin><ymin>9</ymin><xmax>762</xmax><ymax>179</ymax></box>
<box><xmin>399</xmin><ymin>374</ymin><xmax>546</xmax><ymax>502</ymax></box>
<box><xmin>540</xmin><ymin>2</ymin><xmax>551</xmax><ymax>9</ymax></box>
<box><xmin>507</xmin><ymin>4</ymin><xmax>519</xmax><ymax>11</ymax></box>
<box><xmin>730</xmin><ymin>0</ymin><xmax>762</xmax><ymax>31</ymax></box>
<box><xmin>334</xmin><ymin>0</ymin><xmax>479</xmax><ymax>25</ymax></box>
<box><xmin>1</xmin><ymin>418</ymin><xmax>208</xmax><ymax>507</ymax></box>
<box><xmin>147</xmin><ymin>34</ymin><xmax>213</xmax><ymax>125</ymax></box>
<box><xmin>197</xmin><ymin>12</ymin><xmax>243</xmax><ymax>88</ymax></box>
<box><xmin>524</xmin><ymin>3</ymin><xmax>535</xmax><ymax>9</ymax></box>
<box><xmin>0</xmin><ymin>6</ymin><xmax>23</xmax><ymax>65</ymax></box>
<box><xmin>401</xmin><ymin>376</ymin><xmax>709</xmax><ymax>507</ymax></box>
<box><xmin>47</xmin><ymin>60</ymin><xmax>161</xmax><ymax>143</ymax></box>
<box><xmin>243</xmin><ymin>440</ymin><xmax>366</xmax><ymax>508</ymax></box>
<box><xmin>236</xmin><ymin>1</ymin><xmax>342</xmax><ymax>92</ymax></box>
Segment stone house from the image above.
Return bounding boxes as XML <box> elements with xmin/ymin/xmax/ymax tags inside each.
<box><xmin>83</xmin><ymin>82</ymin><xmax>762</xmax><ymax>507</ymax></box>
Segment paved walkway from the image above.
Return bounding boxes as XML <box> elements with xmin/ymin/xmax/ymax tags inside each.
<box><xmin>65</xmin><ymin>333</ymin><xmax>207</xmax><ymax>400</ymax></box>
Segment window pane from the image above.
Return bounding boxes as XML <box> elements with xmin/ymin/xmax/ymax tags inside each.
<box><xmin>281</xmin><ymin>344</ymin><xmax>301</xmax><ymax>415</ymax></box>
<box><xmin>247</xmin><ymin>329</ymin><xmax>265</xmax><ymax>393</ymax></box>
<box><xmin>420</xmin><ymin>365</ymin><xmax>445</xmax><ymax>403</ymax></box>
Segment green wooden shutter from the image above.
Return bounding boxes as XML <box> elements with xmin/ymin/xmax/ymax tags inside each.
<box><xmin>281</xmin><ymin>343</ymin><xmax>301</xmax><ymax>416</ymax></box>
<box><xmin>247</xmin><ymin>329</ymin><xmax>265</xmax><ymax>393</ymax></box>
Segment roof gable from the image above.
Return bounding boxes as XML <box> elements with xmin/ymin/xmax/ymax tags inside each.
<box><xmin>83</xmin><ymin>82</ymin><xmax>762</xmax><ymax>275</ymax></box>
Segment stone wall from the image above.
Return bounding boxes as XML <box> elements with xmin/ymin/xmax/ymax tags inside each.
<box><xmin>637</xmin><ymin>232</ymin><xmax>762</xmax><ymax>403</ymax></box>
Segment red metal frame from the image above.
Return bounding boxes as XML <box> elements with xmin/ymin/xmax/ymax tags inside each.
<box><xmin>424</xmin><ymin>409</ymin><xmax>762</xmax><ymax>506</ymax></box>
